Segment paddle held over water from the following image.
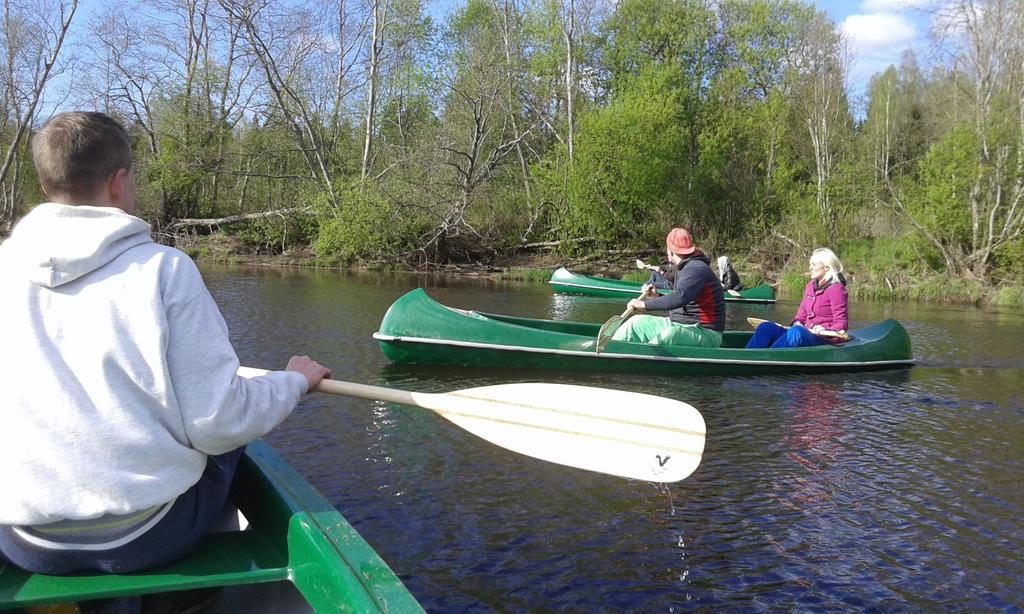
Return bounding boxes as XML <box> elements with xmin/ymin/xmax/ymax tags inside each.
<box><xmin>239</xmin><ymin>367</ymin><xmax>705</xmax><ymax>483</ymax></box>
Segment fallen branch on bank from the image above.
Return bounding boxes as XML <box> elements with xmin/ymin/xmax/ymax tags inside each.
<box><xmin>169</xmin><ymin>207</ymin><xmax>312</xmax><ymax>229</ymax></box>
<box><xmin>519</xmin><ymin>237</ymin><xmax>594</xmax><ymax>249</ymax></box>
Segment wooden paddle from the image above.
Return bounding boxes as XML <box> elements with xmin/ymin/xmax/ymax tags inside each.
<box><xmin>595</xmin><ymin>290</ymin><xmax>647</xmax><ymax>354</ymax></box>
<box><xmin>635</xmin><ymin>258</ymin><xmax>659</xmax><ymax>272</ymax></box>
<box><xmin>745</xmin><ymin>317</ymin><xmax>850</xmax><ymax>341</ymax></box>
<box><xmin>238</xmin><ymin>367</ymin><xmax>705</xmax><ymax>483</ymax></box>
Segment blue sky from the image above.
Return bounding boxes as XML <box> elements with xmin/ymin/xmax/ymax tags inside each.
<box><xmin>53</xmin><ymin>0</ymin><xmax>932</xmax><ymax>117</ymax></box>
<box><xmin>813</xmin><ymin>0</ymin><xmax>934</xmax><ymax>102</ymax></box>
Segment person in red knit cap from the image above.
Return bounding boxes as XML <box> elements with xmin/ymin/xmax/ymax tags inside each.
<box><xmin>613</xmin><ymin>228</ymin><xmax>726</xmax><ymax>347</ymax></box>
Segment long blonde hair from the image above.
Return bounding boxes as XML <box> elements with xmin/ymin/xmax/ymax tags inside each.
<box><xmin>810</xmin><ymin>248</ymin><xmax>844</xmax><ymax>285</ymax></box>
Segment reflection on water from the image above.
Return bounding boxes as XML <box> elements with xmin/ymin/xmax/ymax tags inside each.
<box><xmin>783</xmin><ymin>381</ymin><xmax>844</xmax><ymax>504</ymax></box>
<box><xmin>202</xmin><ymin>265</ymin><xmax>1024</xmax><ymax>611</ymax></box>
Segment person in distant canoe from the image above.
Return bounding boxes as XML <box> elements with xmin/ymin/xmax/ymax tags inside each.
<box><xmin>717</xmin><ymin>256</ymin><xmax>744</xmax><ymax>294</ymax></box>
<box><xmin>612</xmin><ymin>228</ymin><xmax>726</xmax><ymax>347</ymax></box>
<box><xmin>644</xmin><ymin>260</ymin><xmax>677</xmax><ymax>289</ymax></box>
<box><xmin>745</xmin><ymin>248</ymin><xmax>848</xmax><ymax>349</ymax></box>
<box><xmin>0</xmin><ymin>112</ymin><xmax>331</xmax><ymax>575</ymax></box>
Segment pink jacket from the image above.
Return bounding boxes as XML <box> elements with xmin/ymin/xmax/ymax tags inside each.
<box><xmin>794</xmin><ymin>280</ymin><xmax>848</xmax><ymax>332</ymax></box>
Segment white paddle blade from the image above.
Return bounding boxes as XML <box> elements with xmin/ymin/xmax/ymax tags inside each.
<box><xmin>413</xmin><ymin>383</ymin><xmax>705</xmax><ymax>483</ymax></box>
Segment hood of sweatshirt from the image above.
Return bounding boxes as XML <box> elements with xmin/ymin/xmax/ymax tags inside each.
<box><xmin>0</xmin><ymin>203</ymin><xmax>152</xmax><ymax>288</ymax></box>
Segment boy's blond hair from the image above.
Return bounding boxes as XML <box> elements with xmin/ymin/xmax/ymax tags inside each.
<box><xmin>31</xmin><ymin>112</ymin><xmax>132</xmax><ymax>202</ymax></box>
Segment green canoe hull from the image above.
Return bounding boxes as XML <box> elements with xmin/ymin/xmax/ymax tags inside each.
<box><xmin>374</xmin><ymin>289</ymin><xmax>913</xmax><ymax>375</ymax></box>
<box><xmin>549</xmin><ymin>267</ymin><xmax>777</xmax><ymax>303</ymax></box>
<box><xmin>0</xmin><ymin>441</ymin><xmax>423</xmax><ymax>613</ymax></box>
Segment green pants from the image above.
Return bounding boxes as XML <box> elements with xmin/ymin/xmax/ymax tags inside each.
<box><xmin>611</xmin><ymin>315</ymin><xmax>722</xmax><ymax>347</ymax></box>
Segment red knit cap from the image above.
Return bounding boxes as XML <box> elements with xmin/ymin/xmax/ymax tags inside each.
<box><xmin>666</xmin><ymin>228</ymin><xmax>696</xmax><ymax>255</ymax></box>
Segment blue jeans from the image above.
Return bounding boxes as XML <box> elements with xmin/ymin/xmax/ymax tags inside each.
<box><xmin>647</xmin><ymin>270</ymin><xmax>670</xmax><ymax>290</ymax></box>
<box><xmin>0</xmin><ymin>447</ymin><xmax>244</xmax><ymax>575</ymax></box>
<box><xmin>745</xmin><ymin>322</ymin><xmax>829</xmax><ymax>349</ymax></box>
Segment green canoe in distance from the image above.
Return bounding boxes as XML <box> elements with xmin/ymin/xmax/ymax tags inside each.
<box><xmin>374</xmin><ymin>289</ymin><xmax>913</xmax><ymax>375</ymax></box>
<box><xmin>0</xmin><ymin>441</ymin><xmax>423</xmax><ymax>613</ymax></box>
<box><xmin>549</xmin><ymin>267</ymin><xmax>777</xmax><ymax>303</ymax></box>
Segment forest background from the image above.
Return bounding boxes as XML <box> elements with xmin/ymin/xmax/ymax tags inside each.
<box><xmin>1</xmin><ymin>0</ymin><xmax>1023</xmax><ymax>306</ymax></box>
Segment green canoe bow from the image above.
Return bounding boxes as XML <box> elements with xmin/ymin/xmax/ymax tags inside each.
<box><xmin>374</xmin><ymin>289</ymin><xmax>913</xmax><ymax>375</ymax></box>
<box><xmin>0</xmin><ymin>441</ymin><xmax>423</xmax><ymax>613</ymax></box>
<box><xmin>549</xmin><ymin>267</ymin><xmax>777</xmax><ymax>303</ymax></box>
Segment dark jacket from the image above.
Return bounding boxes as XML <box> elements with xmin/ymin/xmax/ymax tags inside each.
<box><xmin>646</xmin><ymin>262</ymin><xmax>676</xmax><ymax>289</ymax></box>
<box><xmin>642</xmin><ymin>253</ymin><xmax>726</xmax><ymax>332</ymax></box>
<box><xmin>721</xmin><ymin>264</ymin><xmax>743</xmax><ymax>291</ymax></box>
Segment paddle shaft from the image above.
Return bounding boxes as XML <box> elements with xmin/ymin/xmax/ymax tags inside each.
<box><xmin>317</xmin><ymin>378</ymin><xmax>416</xmax><ymax>405</ymax></box>
<box><xmin>240</xmin><ymin>367</ymin><xmax>419</xmax><ymax>405</ymax></box>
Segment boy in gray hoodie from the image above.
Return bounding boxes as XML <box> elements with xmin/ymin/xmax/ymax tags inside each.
<box><xmin>0</xmin><ymin>111</ymin><xmax>330</xmax><ymax>574</ymax></box>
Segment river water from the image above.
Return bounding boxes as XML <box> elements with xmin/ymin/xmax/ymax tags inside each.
<box><xmin>203</xmin><ymin>265</ymin><xmax>1023</xmax><ymax>612</ymax></box>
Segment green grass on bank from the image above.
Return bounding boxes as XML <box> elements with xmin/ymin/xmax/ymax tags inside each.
<box><xmin>496</xmin><ymin>268</ymin><xmax>555</xmax><ymax>282</ymax></box>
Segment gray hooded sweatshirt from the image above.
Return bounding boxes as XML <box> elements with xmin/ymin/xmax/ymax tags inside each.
<box><xmin>0</xmin><ymin>203</ymin><xmax>307</xmax><ymax>525</ymax></box>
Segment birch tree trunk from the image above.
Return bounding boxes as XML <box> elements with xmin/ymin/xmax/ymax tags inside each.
<box><xmin>361</xmin><ymin>0</ymin><xmax>389</xmax><ymax>182</ymax></box>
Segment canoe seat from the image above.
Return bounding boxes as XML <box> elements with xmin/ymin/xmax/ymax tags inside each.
<box><xmin>0</xmin><ymin>527</ymin><xmax>290</xmax><ymax>608</ymax></box>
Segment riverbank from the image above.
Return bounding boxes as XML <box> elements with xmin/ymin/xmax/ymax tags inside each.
<box><xmin>179</xmin><ymin>234</ymin><xmax>1024</xmax><ymax>309</ymax></box>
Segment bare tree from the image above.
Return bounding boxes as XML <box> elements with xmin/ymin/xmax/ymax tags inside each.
<box><xmin>222</xmin><ymin>0</ymin><xmax>370</xmax><ymax>210</ymax></box>
<box><xmin>85</xmin><ymin>0</ymin><xmax>260</xmax><ymax>225</ymax></box>
<box><xmin>427</xmin><ymin>80</ymin><xmax>531</xmax><ymax>259</ymax></box>
<box><xmin>486</xmin><ymin>0</ymin><xmax>537</xmax><ymax>234</ymax></box>
<box><xmin>934</xmin><ymin>0</ymin><xmax>1024</xmax><ymax>277</ymax></box>
<box><xmin>418</xmin><ymin>2</ymin><xmax>536</xmax><ymax>261</ymax></box>
<box><xmin>360</xmin><ymin>0</ymin><xmax>389</xmax><ymax>182</ymax></box>
<box><xmin>0</xmin><ymin>0</ymin><xmax>77</xmax><ymax>233</ymax></box>
<box><xmin>789</xmin><ymin>11</ymin><xmax>851</xmax><ymax>236</ymax></box>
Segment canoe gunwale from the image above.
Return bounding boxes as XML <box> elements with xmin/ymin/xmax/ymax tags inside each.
<box><xmin>372</xmin><ymin>332</ymin><xmax>915</xmax><ymax>368</ymax></box>
<box><xmin>548</xmin><ymin>268</ymin><xmax>777</xmax><ymax>303</ymax></box>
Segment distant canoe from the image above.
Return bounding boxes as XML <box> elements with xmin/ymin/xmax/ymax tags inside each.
<box><xmin>549</xmin><ymin>267</ymin><xmax>776</xmax><ymax>303</ymax></box>
<box><xmin>373</xmin><ymin>289</ymin><xmax>914</xmax><ymax>375</ymax></box>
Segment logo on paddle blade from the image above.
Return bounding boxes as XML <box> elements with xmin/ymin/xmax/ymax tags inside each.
<box><xmin>650</xmin><ymin>454</ymin><xmax>673</xmax><ymax>478</ymax></box>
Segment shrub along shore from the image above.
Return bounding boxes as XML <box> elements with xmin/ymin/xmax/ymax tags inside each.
<box><xmin>183</xmin><ymin>233</ymin><xmax>1024</xmax><ymax>309</ymax></box>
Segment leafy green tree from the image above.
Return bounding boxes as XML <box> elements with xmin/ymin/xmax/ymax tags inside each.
<box><xmin>552</xmin><ymin>66</ymin><xmax>684</xmax><ymax>247</ymax></box>
<box><xmin>598</xmin><ymin>0</ymin><xmax>717</xmax><ymax>207</ymax></box>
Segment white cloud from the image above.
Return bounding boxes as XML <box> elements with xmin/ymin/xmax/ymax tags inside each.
<box><xmin>860</xmin><ymin>0</ymin><xmax>934</xmax><ymax>12</ymax></box>
<box><xmin>841</xmin><ymin>12</ymin><xmax>918</xmax><ymax>55</ymax></box>
<box><xmin>838</xmin><ymin>10</ymin><xmax>923</xmax><ymax>107</ymax></box>
<box><xmin>821</xmin><ymin>0</ymin><xmax>933</xmax><ymax>110</ymax></box>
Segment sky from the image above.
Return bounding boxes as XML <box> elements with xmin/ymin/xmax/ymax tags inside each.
<box><xmin>813</xmin><ymin>0</ymin><xmax>936</xmax><ymax>104</ymax></box>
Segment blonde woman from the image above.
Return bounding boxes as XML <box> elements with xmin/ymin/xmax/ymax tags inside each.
<box><xmin>745</xmin><ymin>248</ymin><xmax>848</xmax><ymax>348</ymax></box>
